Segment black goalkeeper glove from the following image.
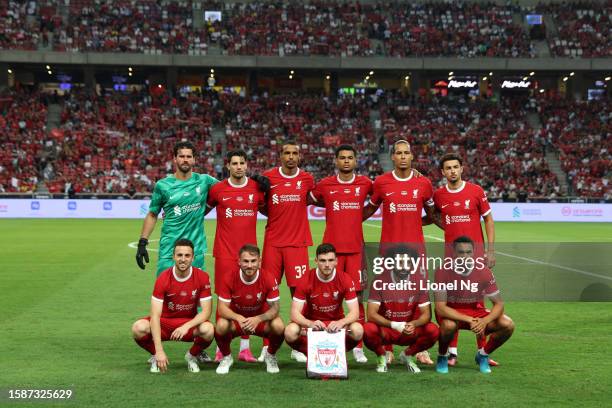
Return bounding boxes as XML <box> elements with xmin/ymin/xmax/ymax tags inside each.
<box><xmin>136</xmin><ymin>238</ymin><xmax>149</xmax><ymax>270</ymax></box>
<box><xmin>251</xmin><ymin>174</ymin><xmax>271</xmax><ymax>193</ymax></box>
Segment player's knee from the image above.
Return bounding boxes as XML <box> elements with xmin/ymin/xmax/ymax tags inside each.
<box><xmin>349</xmin><ymin>322</ymin><xmax>364</xmax><ymax>340</ymax></box>
<box><xmin>501</xmin><ymin>316</ymin><xmax>515</xmax><ymax>334</ymax></box>
<box><xmin>132</xmin><ymin>319</ymin><xmax>150</xmax><ymax>338</ymax></box>
<box><xmin>198</xmin><ymin>321</ymin><xmax>215</xmax><ymax>340</ymax></box>
<box><xmin>284</xmin><ymin>323</ymin><xmax>300</xmax><ymax>342</ymax></box>
<box><xmin>215</xmin><ymin>318</ymin><xmax>231</xmax><ymax>335</ymax></box>
<box><xmin>424</xmin><ymin>322</ymin><xmax>440</xmax><ymax>339</ymax></box>
<box><xmin>440</xmin><ymin>319</ymin><xmax>457</xmax><ymax>334</ymax></box>
<box><xmin>363</xmin><ymin>322</ymin><xmax>378</xmax><ymax>338</ymax></box>
<box><xmin>270</xmin><ymin>317</ymin><xmax>285</xmax><ymax>336</ymax></box>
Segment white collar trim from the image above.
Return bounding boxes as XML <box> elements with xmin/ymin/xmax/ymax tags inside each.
<box><xmin>173</xmin><ymin>266</ymin><xmax>193</xmax><ymax>282</ymax></box>
<box><xmin>316</xmin><ymin>268</ymin><xmax>336</xmax><ymax>283</ymax></box>
<box><xmin>240</xmin><ymin>269</ymin><xmax>259</xmax><ymax>285</ymax></box>
<box><xmin>392</xmin><ymin>169</ymin><xmax>413</xmax><ymax>182</ymax></box>
<box><xmin>279</xmin><ymin>167</ymin><xmax>300</xmax><ymax>179</ymax></box>
<box><xmin>228</xmin><ymin>176</ymin><xmax>248</xmax><ymax>188</ymax></box>
<box><xmin>446</xmin><ymin>181</ymin><xmax>466</xmax><ymax>194</ymax></box>
<box><xmin>337</xmin><ymin>174</ymin><xmax>356</xmax><ymax>184</ymax></box>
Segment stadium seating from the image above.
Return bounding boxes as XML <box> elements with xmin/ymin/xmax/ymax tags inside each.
<box><xmin>537</xmin><ymin>96</ymin><xmax>611</xmax><ymax>198</ymax></box>
<box><xmin>539</xmin><ymin>0</ymin><xmax>611</xmax><ymax>58</ymax></box>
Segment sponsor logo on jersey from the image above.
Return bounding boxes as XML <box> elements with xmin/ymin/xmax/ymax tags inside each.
<box><xmin>454</xmin><ymin>201</ymin><xmax>460</xmax><ymax>206</ymax></box>
<box><xmin>236</xmin><ymin>196</ymin><xmax>243</xmax><ymax>202</ymax></box>
<box><xmin>174</xmin><ymin>205</ymin><xmax>182</xmax><ymax>216</ymax></box>
<box><xmin>442</xmin><ymin>204</ymin><xmax>450</xmax><ymax>209</ymax></box>
<box><xmin>180</xmin><ymin>291</ymin><xmax>187</xmax><ymax>297</ymax></box>
<box><xmin>272</xmin><ymin>194</ymin><xmax>300</xmax><ymax>204</ymax></box>
<box><xmin>401</xmin><ymin>191</ymin><xmax>408</xmax><ymax>196</ymax></box>
<box><xmin>447</xmin><ymin>214</ymin><xmax>472</xmax><ymax>224</ymax></box>
<box><xmin>389</xmin><ymin>202</ymin><xmax>416</xmax><ymax>213</ymax></box>
<box><xmin>385</xmin><ymin>192</ymin><xmax>394</xmax><ymax>197</ymax></box>
<box><xmin>389</xmin><ymin>202</ymin><xmax>396</xmax><ymax>213</ymax></box>
<box><xmin>246</xmin><ymin>294</ymin><xmax>253</xmax><ymax>300</ymax></box>
<box><xmin>333</xmin><ymin>201</ymin><xmax>340</xmax><ymax>211</ymax></box>
<box><xmin>172</xmin><ymin>203</ymin><xmax>201</xmax><ymax>217</ymax></box>
<box><xmin>446</xmin><ymin>215</ymin><xmax>451</xmax><ymax>225</ymax></box>
<box><xmin>272</xmin><ymin>194</ymin><xmax>280</xmax><ymax>205</ymax></box>
<box><xmin>323</xmin><ymin>292</ymin><xmax>330</xmax><ymax>298</ymax></box>
<box><xmin>223</xmin><ymin>197</ymin><xmax>231</xmax><ymax>201</ymax></box>
<box><xmin>183</xmin><ymin>192</ymin><xmax>190</xmax><ymax>197</ymax></box>
<box><xmin>330</xmin><ymin>190</ymin><xmax>338</xmax><ymax>195</ymax></box>
<box><xmin>225</xmin><ymin>208</ymin><xmax>233</xmax><ymax>218</ymax></box>
<box><xmin>344</xmin><ymin>189</ymin><xmax>351</xmax><ymax>194</ymax></box>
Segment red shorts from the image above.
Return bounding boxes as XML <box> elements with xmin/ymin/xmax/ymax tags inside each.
<box><xmin>214</xmin><ymin>257</ymin><xmax>238</xmax><ymax>294</ymax></box>
<box><xmin>232</xmin><ymin>320</ymin><xmax>268</xmax><ymax>337</ymax></box>
<box><xmin>437</xmin><ymin>308</ymin><xmax>490</xmax><ymax>330</ymax></box>
<box><xmin>337</xmin><ymin>252</ymin><xmax>365</xmax><ymax>291</ymax></box>
<box><xmin>262</xmin><ymin>243</ymin><xmax>310</xmax><ymax>288</ymax></box>
<box><xmin>375</xmin><ymin>323</ymin><xmax>438</xmax><ymax>346</ymax></box>
<box><xmin>143</xmin><ymin>316</ymin><xmax>196</xmax><ymax>342</ymax></box>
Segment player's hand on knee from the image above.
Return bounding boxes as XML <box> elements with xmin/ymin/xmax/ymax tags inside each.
<box><xmin>136</xmin><ymin>238</ymin><xmax>149</xmax><ymax>270</ymax></box>
<box><xmin>310</xmin><ymin>320</ymin><xmax>326</xmax><ymax>331</ymax></box>
<box><xmin>403</xmin><ymin>322</ymin><xmax>416</xmax><ymax>336</ymax></box>
<box><xmin>170</xmin><ymin>325</ymin><xmax>190</xmax><ymax>341</ymax></box>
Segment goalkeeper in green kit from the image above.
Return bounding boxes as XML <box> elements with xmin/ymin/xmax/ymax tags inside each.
<box><xmin>135</xmin><ymin>141</ymin><xmax>218</xmax><ymax>275</ymax></box>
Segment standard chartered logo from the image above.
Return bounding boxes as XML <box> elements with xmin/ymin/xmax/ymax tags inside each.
<box><xmin>389</xmin><ymin>202</ymin><xmax>396</xmax><ymax>213</ymax></box>
<box><xmin>446</xmin><ymin>214</ymin><xmax>451</xmax><ymax>225</ymax></box>
<box><xmin>172</xmin><ymin>203</ymin><xmax>201</xmax><ymax>217</ymax></box>
<box><xmin>173</xmin><ymin>205</ymin><xmax>182</xmax><ymax>216</ymax></box>
<box><xmin>225</xmin><ymin>208</ymin><xmax>233</xmax><ymax>218</ymax></box>
<box><xmin>272</xmin><ymin>194</ymin><xmax>279</xmax><ymax>205</ymax></box>
<box><xmin>333</xmin><ymin>201</ymin><xmax>340</xmax><ymax>211</ymax></box>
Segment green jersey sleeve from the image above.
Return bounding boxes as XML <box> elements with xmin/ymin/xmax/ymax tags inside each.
<box><xmin>148</xmin><ymin>181</ymin><xmax>166</xmax><ymax>215</ymax></box>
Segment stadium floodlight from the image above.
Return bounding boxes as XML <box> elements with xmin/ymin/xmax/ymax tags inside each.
<box><xmin>47</xmin><ymin>70</ymin><xmax>52</xmax><ymax>75</ymax></box>
<box><xmin>606</xmin><ymin>77</ymin><xmax>611</xmax><ymax>81</ymax></box>
<box><xmin>210</xmin><ymin>68</ymin><xmax>214</xmax><ymax>73</ymax></box>
<box><xmin>289</xmin><ymin>75</ymin><xmax>293</xmax><ymax>79</ymax></box>
<box><xmin>563</xmin><ymin>77</ymin><xmax>569</xmax><ymax>82</ymax></box>
<box><xmin>530</xmin><ymin>71</ymin><xmax>535</xmax><ymax>76</ymax></box>
<box><xmin>365</xmin><ymin>76</ymin><xmax>370</xmax><ymax>81</ymax></box>
<box><xmin>522</xmin><ymin>77</ymin><xmax>528</xmax><ymax>81</ymax></box>
<box><xmin>128</xmin><ymin>72</ymin><xmax>133</xmax><ymax>77</ymax></box>
<box><xmin>369</xmin><ymin>70</ymin><xmax>374</xmax><ymax>75</ymax></box>
<box><xmin>483</xmin><ymin>76</ymin><xmax>488</xmax><ymax>81</ymax></box>
<box><xmin>290</xmin><ymin>70</ymin><xmax>294</xmax><ymax>74</ymax></box>
<box><xmin>489</xmin><ymin>72</ymin><xmax>493</xmax><ymax>76</ymax></box>
<box><xmin>128</xmin><ymin>67</ymin><xmax>133</xmax><ymax>72</ymax></box>
<box><xmin>449</xmin><ymin>71</ymin><xmax>454</xmax><ymax>76</ymax></box>
<box><xmin>325</xmin><ymin>75</ymin><xmax>330</xmax><ymax>80</ymax></box>
<box><xmin>404</xmin><ymin>75</ymin><xmax>410</xmax><ymax>80</ymax></box>
<box><xmin>7</xmin><ymin>69</ymin><xmax>12</xmax><ymax>74</ymax></box>
<box><xmin>570</xmin><ymin>72</ymin><xmax>575</xmax><ymax>77</ymax></box>
<box><xmin>46</xmin><ymin>65</ymin><xmax>50</xmax><ymax>70</ymax></box>
<box><xmin>539</xmin><ymin>89</ymin><xmax>545</xmax><ymax>93</ymax></box>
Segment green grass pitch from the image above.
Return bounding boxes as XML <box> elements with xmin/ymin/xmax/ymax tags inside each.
<box><xmin>1</xmin><ymin>219</ymin><xmax>611</xmax><ymax>407</ymax></box>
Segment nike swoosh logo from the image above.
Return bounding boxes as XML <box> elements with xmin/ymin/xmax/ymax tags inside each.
<box><xmin>385</xmin><ymin>192</ymin><xmax>394</xmax><ymax>196</ymax></box>
<box><xmin>442</xmin><ymin>204</ymin><xmax>449</xmax><ymax>208</ymax></box>
<box><xmin>231</xmin><ymin>295</ymin><xmax>240</xmax><ymax>298</ymax></box>
<box><xmin>330</xmin><ymin>191</ymin><xmax>338</xmax><ymax>194</ymax></box>
<box><xmin>222</xmin><ymin>197</ymin><xmax>231</xmax><ymax>201</ymax></box>
<box><xmin>310</xmin><ymin>294</ymin><xmax>319</xmax><ymax>298</ymax></box>
<box><xmin>167</xmin><ymin>293</ymin><xmax>176</xmax><ymax>297</ymax></box>
<box><xmin>271</xmin><ymin>184</ymin><xmax>280</xmax><ymax>189</ymax></box>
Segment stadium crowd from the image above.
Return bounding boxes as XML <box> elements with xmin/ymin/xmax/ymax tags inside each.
<box><xmin>4</xmin><ymin>0</ymin><xmax>609</xmax><ymax>58</ymax></box>
<box><xmin>2</xmin><ymin>86</ymin><xmax>608</xmax><ymax>199</ymax></box>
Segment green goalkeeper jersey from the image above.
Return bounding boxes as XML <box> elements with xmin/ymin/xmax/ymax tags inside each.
<box><xmin>148</xmin><ymin>172</ymin><xmax>218</xmax><ymax>266</ymax></box>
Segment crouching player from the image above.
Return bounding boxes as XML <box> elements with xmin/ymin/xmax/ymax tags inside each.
<box><xmin>215</xmin><ymin>245</ymin><xmax>285</xmax><ymax>374</ymax></box>
<box><xmin>131</xmin><ymin>239</ymin><xmax>215</xmax><ymax>373</ymax></box>
<box><xmin>434</xmin><ymin>236</ymin><xmax>515</xmax><ymax>374</ymax></box>
<box><xmin>364</xmin><ymin>246</ymin><xmax>439</xmax><ymax>373</ymax></box>
<box><xmin>284</xmin><ymin>243</ymin><xmax>363</xmax><ymax>357</ymax></box>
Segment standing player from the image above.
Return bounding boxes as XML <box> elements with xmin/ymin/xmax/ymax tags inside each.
<box><xmin>434</xmin><ymin>236</ymin><xmax>515</xmax><ymax>374</ymax></box>
<box><xmin>214</xmin><ymin>245</ymin><xmax>284</xmax><ymax>374</ymax></box>
<box><xmin>135</xmin><ymin>141</ymin><xmax>218</xmax><ymax>276</ymax></box>
<box><xmin>206</xmin><ymin>150</ymin><xmax>266</xmax><ymax>363</ymax></box>
<box><xmin>309</xmin><ymin>144</ymin><xmax>373</xmax><ymax>363</ymax></box>
<box><xmin>363</xmin><ymin>139</ymin><xmax>436</xmax><ymax>365</ymax></box>
<box><xmin>363</xmin><ymin>245</ymin><xmax>439</xmax><ymax>373</ymax></box>
<box><xmin>262</xmin><ymin>141</ymin><xmax>314</xmax><ymax>362</ymax></box>
<box><xmin>284</xmin><ymin>244</ymin><xmax>364</xmax><ymax>357</ymax></box>
<box><xmin>432</xmin><ymin>152</ymin><xmax>497</xmax><ymax>366</ymax></box>
<box><xmin>131</xmin><ymin>239</ymin><xmax>215</xmax><ymax>373</ymax></box>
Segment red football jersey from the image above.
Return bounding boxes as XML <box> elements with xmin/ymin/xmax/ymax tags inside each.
<box><xmin>310</xmin><ymin>174</ymin><xmax>373</xmax><ymax>253</ymax></box>
<box><xmin>207</xmin><ymin>178</ymin><xmax>265</xmax><ymax>259</ymax></box>
<box><xmin>216</xmin><ymin>269</ymin><xmax>280</xmax><ymax>317</ymax></box>
<box><xmin>434</xmin><ymin>265</ymin><xmax>499</xmax><ymax>310</ymax></box>
<box><xmin>263</xmin><ymin>167</ymin><xmax>314</xmax><ymax>247</ymax></box>
<box><xmin>152</xmin><ymin>267</ymin><xmax>212</xmax><ymax>319</ymax></box>
<box><xmin>293</xmin><ymin>268</ymin><xmax>358</xmax><ymax>321</ymax></box>
<box><xmin>369</xmin><ymin>170</ymin><xmax>434</xmax><ymax>244</ymax></box>
<box><xmin>368</xmin><ymin>269</ymin><xmax>430</xmax><ymax>322</ymax></box>
<box><xmin>433</xmin><ymin>181</ymin><xmax>491</xmax><ymax>245</ymax></box>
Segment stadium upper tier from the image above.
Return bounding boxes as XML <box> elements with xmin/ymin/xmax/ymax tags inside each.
<box><xmin>0</xmin><ymin>88</ymin><xmax>609</xmax><ymax>199</ymax></box>
<box><xmin>1</xmin><ymin>0</ymin><xmax>610</xmax><ymax>58</ymax></box>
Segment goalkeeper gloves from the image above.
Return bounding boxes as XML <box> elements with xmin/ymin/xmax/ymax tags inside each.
<box><xmin>136</xmin><ymin>238</ymin><xmax>149</xmax><ymax>270</ymax></box>
<box><xmin>251</xmin><ymin>174</ymin><xmax>271</xmax><ymax>193</ymax></box>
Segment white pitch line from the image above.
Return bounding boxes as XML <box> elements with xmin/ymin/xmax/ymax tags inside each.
<box><xmin>363</xmin><ymin>223</ymin><xmax>612</xmax><ymax>282</ymax></box>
